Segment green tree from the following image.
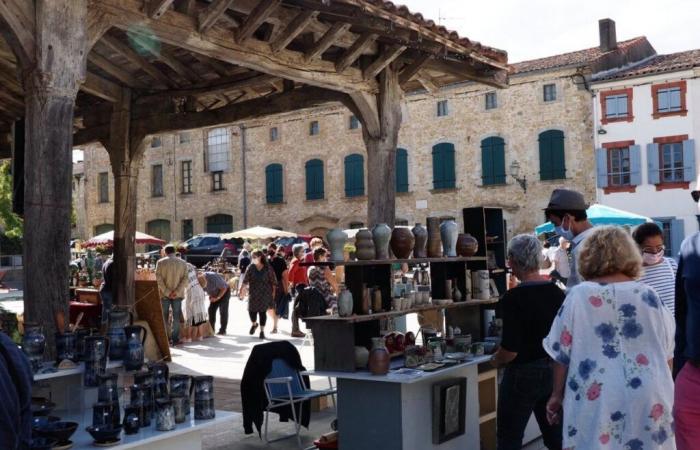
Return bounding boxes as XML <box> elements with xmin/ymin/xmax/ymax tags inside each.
<box><xmin>0</xmin><ymin>161</ymin><xmax>23</xmax><ymax>238</ymax></box>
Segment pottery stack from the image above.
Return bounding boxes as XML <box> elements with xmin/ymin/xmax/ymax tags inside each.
<box><xmin>426</xmin><ymin>217</ymin><xmax>442</xmax><ymax>257</ymax></box>
<box><xmin>411</xmin><ymin>223</ymin><xmax>428</xmax><ymax>258</ymax></box>
<box><xmin>354</xmin><ymin>229</ymin><xmax>376</xmax><ymax>260</ymax></box>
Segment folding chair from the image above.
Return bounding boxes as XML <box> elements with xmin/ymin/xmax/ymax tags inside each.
<box><xmin>263</xmin><ymin>358</ymin><xmax>336</xmax><ymax>449</ymax></box>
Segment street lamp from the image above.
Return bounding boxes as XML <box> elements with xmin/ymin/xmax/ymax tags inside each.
<box><xmin>509</xmin><ymin>160</ymin><xmax>527</xmax><ymax>193</ymax></box>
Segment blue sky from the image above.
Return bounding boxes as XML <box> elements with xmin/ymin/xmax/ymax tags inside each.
<box><xmin>399</xmin><ymin>0</ymin><xmax>700</xmax><ymax>62</ymax></box>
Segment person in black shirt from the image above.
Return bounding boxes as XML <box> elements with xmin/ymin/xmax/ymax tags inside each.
<box><xmin>493</xmin><ymin>234</ymin><xmax>564</xmax><ymax>450</ymax></box>
<box><xmin>267</xmin><ymin>243</ymin><xmax>289</xmax><ymax>334</ymax></box>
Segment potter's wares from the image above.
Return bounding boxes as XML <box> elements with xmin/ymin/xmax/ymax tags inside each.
<box><xmin>354</xmin><ymin>229</ymin><xmax>375</xmax><ymax>260</ymax></box>
<box><xmin>389</xmin><ymin>227</ymin><xmax>415</xmax><ymax>259</ymax></box>
<box><xmin>411</xmin><ymin>223</ymin><xmax>428</xmax><ymax>258</ymax></box>
<box><xmin>155</xmin><ymin>398</ymin><xmax>176</xmax><ymax>431</ymax></box>
<box><xmin>325</xmin><ymin>228</ymin><xmax>348</xmax><ymax>262</ymax></box>
<box><xmin>439</xmin><ymin>219</ymin><xmax>458</xmax><ymax>257</ymax></box>
<box><xmin>169</xmin><ymin>374</ymin><xmax>193</xmax><ymax>415</ymax></box>
<box><xmin>426</xmin><ymin>217</ymin><xmax>442</xmax><ymax>257</ymax></box>
<box><xmin>368</xmin><ymin>337</ymin><xmax>390</xmax><ymax>375</ymax></box>
<box><xmin>337</xmin><ymin>288</ymin><xmax>353</xmax><ymax>317</ymax></box>
<box><xmin>371</xmin><ymin>224</ymin><xmax>391</xmax><ymax>260</ymax></box>
<box><xmin>456</xmin><ymin>233</ymin><xmax>479</xmax><ymax>257</ymax></box>
<box><xmin>22</xmin><ymin>323</ymin><xmax>46</xmax><ymax>374</ymax></box>
<box><xmin>124</xmin><ymin>325</ymin><xmax>147</xmax><ymax>371</ymax></box>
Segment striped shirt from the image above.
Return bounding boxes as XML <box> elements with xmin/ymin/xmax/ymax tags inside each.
<box><xmin>640</xmin><ymin>257</ymin><xmax>678</xmax><ymax>315</ymax></box>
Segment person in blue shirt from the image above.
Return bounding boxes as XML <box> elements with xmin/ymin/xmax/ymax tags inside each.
<box><xmin>0</xmin><ymin>331</ymin><xmax>33</xmax><ymax>449</ymax></box>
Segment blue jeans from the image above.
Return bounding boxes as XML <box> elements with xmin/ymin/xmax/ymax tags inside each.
<box><xmin>497</xmin><ymin>358</ymin><xmax>563</xmax><ymax>450</ymax></box>
<box><xmin>161</xmin><ymin>298</ymin><xmax>183</xmax><ymax>344</ymax></box>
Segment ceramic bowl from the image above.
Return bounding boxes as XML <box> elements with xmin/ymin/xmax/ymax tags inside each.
<box><xmin>86</xmin><ymin>424</ymin><xmax>123</xmax><ymax>443</ymax></box>
<box><xmin>30</xmin><ymin>397</ymin><xmax>56</xmax><ymax>416</ymax></box>
<box><xmin>33</xmin><ymin>421</ymin><xmax>78</xmax><ymax>444</ymax></box>
<box><xmin>31</xmin><ymin>415</ymin><xmax>60</xmax><ymax>430</ymax></box>
<box><xmin>29</xmin><ymin>437</ymin><xmax>57</xmax><ymax>450</ymax></box>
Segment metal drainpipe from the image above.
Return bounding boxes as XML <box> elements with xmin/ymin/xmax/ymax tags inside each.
<box><xmin>239</xmin><ymin>124</ymin><xmax>248</xmax><ymax>229</ymax></box>
<box><xmin>172</xmin><ymin>136</ymin><xmax>177</xmax><ymax>236</ymax></box>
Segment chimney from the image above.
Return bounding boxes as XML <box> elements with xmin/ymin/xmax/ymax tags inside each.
<box><xmin>599</xmin><ymin>18</ymin><xmax>617</xmax><ymax>52</ymax></box>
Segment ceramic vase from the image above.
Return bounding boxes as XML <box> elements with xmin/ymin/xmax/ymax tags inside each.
<box><xmin>171</xmin><ymin>396</ymin><xmax>188</xmax><ymax>424</ymax></box>
<box><xmin>55</xmin><ymin>331</ymin><xmax>76</xmax><ymax>363</ymax></box>
<box><xmin>123</xmin><ymin>405</ymin><xmax>140</xmax><ymax>435</ymax></box>
<box><xmin>337</xmin><ymin>289</ymin><xmax>353</xmax><ymax>317</ymax></box>
<box><xmin>426</xmin><ymin>217</ymin><xmax>442</xmax><ymax>257</ymax></box>
<box><xmin>75</xmin><ymin>328</ymin><xmax>93</xmax><ymax>362</ymax></box>
<box><xmin>390</xmin><ymin>227</ymin><xmax>415</xmax><ymax>259</ymax></box>
<box><xmin>372</xmin><ymin>289</ymin><xmax>383</xmax><ymax>313</ymax></box>
<box><xmin>193</xmin><ymin>376</ymin><xmax>215</xmax><ymax>420</ymax></box>
<box><xmin>124</xmin><ymin>325</ymin><xmax>147</xmax><ymax>372</ymax></box>
<box><xmin>456</xmin><ymin>233</ymin><xmax>479</xmax><ymax>257</ymax></box>
<box><xmin>326</xmin><ymin>228</ymin><xmax>348</xmax><ymax>263</ymax></box>
<box><xmin>360</xmin><ymin>286</ymin><xmax>371</xmax><ymax>315</ymax></box>
<box><xmin>354</xmin><ymin>229</ymin><xmax>376</xmax><ymax>260</ymax></box>
<box><xmin>97</xmin><ymin>373</ymin><xmax>119</xmax><ymax>404</ymax></box>
<box><xmin>83</xmin><ymin>336</ymin><xmax>109</xmax><ymax>387</ymax></box>
<box><xmin>411</xmin><ymin>223</ymin><xmax>428</xmax><ymax>258</ymax></box>
<box><xmin>155</xmin><ymin>398</ymin><xmax>176</xmax><ymax>431</ymax></box>
<box><xmin>453</xmin><ymin>284</ymin><xmax>463</xmax><ymax>302</ymax></box>
<box><xmin>130</xmin><ymin>383</ymin><xmax>151</xmax><ymax>427</ymax></box>
<box><xmin>92</xmin><ymin>401</ymin><xmax>119</xmax><ymax>428</ymax></box>
<box><xmin>354</xmin><ymin>346</ymin><xmax>369</xmax><ymax>368</ymax></box>
<box><xmin>149</xmin><ymin>362</ymin><xmax>170</xmax><ymax>399</ymax></box>
<box><xmin>169</xmin><ymin>374</ymin><xmax>193</xmax><ymax>415</ymax></box>
<box><xmin>107</xmin><ymin>307</ymin><xmax>131</xmax><ymax>361</ymax></box>
<box><xmin>368</xmin><ymin>337</ymin><xmax>390</xmax><ymax>375</ymax></box>
<box><xmin>22</xmin><ymin>323</ymin><xmax>46</xmax><ymax>374</ymax></box>
<box><xmin>440</xmin><ymin>220</ymin><xmax>458</xmax><ymax>257</ymax></box>
<box><xmin>371</xmin><ymin>223</ymin><xmax>392</xmax><ymax>260</ymax></box>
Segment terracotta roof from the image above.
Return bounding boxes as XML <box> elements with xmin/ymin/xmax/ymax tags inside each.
<box><xmin>511</xmin><ymin>37</ymin><xmax>647</xmax><ymax>74</ymax></box>
<box><xmin>362</xmin><ymin>0</ymin><xmax>508</xmax><ymax>63</ymax></box>
<box><xmin>594</xmin><ymin>49</ymin><xmax>700</xmax><ymax>80</ymax></box>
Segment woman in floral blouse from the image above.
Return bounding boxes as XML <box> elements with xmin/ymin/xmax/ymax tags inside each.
<box><xmin>543</xmin><ymin>226</ymin><xmax>676</xmax><ymax>449</ymax></box>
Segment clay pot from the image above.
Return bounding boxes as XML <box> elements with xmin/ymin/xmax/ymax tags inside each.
<box><xmin>354</xmin><ymin>346</ymin><xmax>369</xmax><ymax>368</ymax></box>
<box><xmin>361</xmin><ymin>286</ymin><xmax>371</xmax><ymax>315</ymax></box>
<box><xmin>371</xmin><ymin>224</ymin><xmax>392</xmax><ymax>260</ymax></box>
<box><xmin>390</xmin><ymin>227</ymin><xmax>415</xmax><ymax>259</ymax></box>
<box><xmin>338</xmin><ymin>289</ymin><xmax>354</xmax><ymax>317</ymax></box>
<box><xmin>411</xmin><ymin>223</ymin><xmax>428</xmax><ymax>258</ymax></box>
<box><xmin>354</xmin><ymin>229</ymin><xmax>376</xmax><ymax>260</ymax></box>
<box><xmin>426</xmin><ymin>217</ymin><xmax>442</xmax><ymax>258</ymax></box>
<box><xmin>368</xmin><ymin>337</ymin><xmax>390</xmax><ymax>375</ymax></box>
<box><xmin>456</xmin><ymin>233</ymin><xmax>479</xmax><ymax>257</ymax></box>
<box><xmin>440</xmin><ymin>220</ymin><xmax>458</xmax><ymax>257</ymax></box>
<box><xmin>326</xmin><ymin>228</ymin><xmax>348</xmax><ymax>263</ymax></box>
<box><xmin>372</xmin><ymin>289</ymin><xmax>382</xmax><ymax>313</ymax></box>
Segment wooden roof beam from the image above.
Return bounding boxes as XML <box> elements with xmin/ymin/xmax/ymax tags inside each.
<box><xmin>190</xmin><ymin>53</ymin><xmax>234</xmax><ymax>77</ymax></box>
<box><xmin>270</xmin><ymin>9</ymin><xmax>317</xmax><ymax>53</ymax></box>
<box><xmin>0</xmin><ymin>90</ymin><xmax>23</xmax><ymax>111</ymax></box>
<box><xmin>236</xmin><ymin>0</ymin><xmax>281</xmax><ymax>44</ymax></box>
<box><xmin>88</xmin><ymin>52</ymin><xmax>149</xmax><ymax>88</ymax></box>
<box><xmin>82</xmin><ymin>71</ymin><xmax>123</xmax><ymax>102</ymax></box>
<box><xmin>141</xmin><ymin>73</ymin><xmax>278</xmax><ymax>100</ymax></box>
<box><xmin>363</xmin><ymin>44</ymin><xmax>405</xmax><ymax>80</ymax></box>
<box><xmin>398</xmin><ymin>53</ymin><xmax>430</xmax><ymax>86</ymax></box>
<box><xmin>415</xmin><ymin>70</ymin><xmax>438</xmax><ymax>93</ymax></box>
<box><xmin>304</xmin><ymin>22</ymin><xmax>350</xmax><ymax>62</ymax></box>
<box><xmin>336</xmin><ymin>32</ymin><xmax>377</xmax><ymax>73</ymax></box>
<box><xmin>0</xmin><ymin>0</ymin><xmax>35</xmax><ymax>66</ymax></box>
<box><xmin>100</xmin><ymin>34</ymin><xmax>176</xmax><ymax>88</ymax></box>
<box><xmin>427</xmin><ymin>59</ymin><xmax>508</xmax><ymax>88</ymax></box>
<box><xmin>143</xmin><ymin>46</ymin><xmax>202</xmax><ymax>84</ymax></box>
<box><xmin>199</xmin><ymin>0</ymin><xmax>236</xmax><ymax>33</ymax></box>
<box><xmin>148</xmin><ymin>0</ymin><xmax>177</xmax><ymax>19</ymax></box>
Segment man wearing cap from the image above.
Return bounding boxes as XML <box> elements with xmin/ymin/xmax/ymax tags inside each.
<box><xmin>544</xmin><ymin>189</ymin><xmax>593</xmax><ymax>289</ymax></box>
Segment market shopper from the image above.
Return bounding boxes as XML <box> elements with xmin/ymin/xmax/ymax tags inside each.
<box><xmin>267</xmin><ymin>243</ymin><xmax>289</xmax><ymax>334</ymax></box>
<box><xmin>288</xmin><ymin>244</ymin><xmax>309</xmax><ymax>338</ymax></box>
<box><xmin>99</xmin><ymin>255</ymin><xmax>114</xmax><ymax>326</ymax></box>
<box><xmin>155</xmin><ymin>244</ymin><xmax>189</xmax><ymax>345</ymax></box>
<box><xmin>307</xmin><ymin>247</ymin><xmax>338</xmax><ymax>309</ymax></box>
<box><xmin>543</xmin><ymin>226</ymin><xmax>675</xmax><ymax>449</ymax></box>
<box><xmin>204</xmin><ymin>270</ymin><xmax>230</xmax><ymax>335</ymax></box>
<box><xmin>550</xmin><ymin>238</ymin><xmax>571</xmax><ymax>286</ymax></box>
<box><xmin>544</xmin><ymin>189</ymin><xmax>593</xmax><ymax>288</ymax></box>
<box><xmin>239</xmin><ymin>249</ymin><xmax>278</xmax><ymax>339</ymax></box>
<box><xmin>493</xmin><ymin>234</ymin><xmax>564</xmax><ymax>450</ymax></box>
<box><xmin>304</xmin><ymin>237</ymin><xmax>324</xmax><ymax>263</ymax></box>
<box><xmin>633</xmin><ymin>223</ymin><xmax>677</xmax><ymax>314</ymax></box>
<box><xmin>185</xmin><ymin>264</ymin><xmax>209</xmax><ymax>341</ymax></box>
<box><xmin>0</xmin><ymin>331</ymin><xmax>32</xmax><ymax>449</ymax></box>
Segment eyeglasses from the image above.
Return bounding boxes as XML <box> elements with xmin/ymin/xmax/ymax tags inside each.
<box><xmin>641</xmin><ymin>245</ymin><xmax>665</xmax><ymax>254</ymax></box>
<box><xmin>692</xmin><ymin>191</ymin><xmax>700</xmax><ymax>203</ymax></box>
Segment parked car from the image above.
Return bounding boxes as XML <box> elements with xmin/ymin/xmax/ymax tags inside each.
<box><xmin>180</xmin><ymin>234</ymin><xmax>239</xmax><ymax>267</ymax></box>
<box><xmin>273</xmin><ymin>235</ymin><xmax>313</xmax><ymax>258</ymax></box>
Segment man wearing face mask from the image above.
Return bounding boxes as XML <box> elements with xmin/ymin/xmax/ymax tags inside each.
<box><xmin>544</xmin><ymin>189</ymin><xmax>593</xmax><ymax>289</ymax></box>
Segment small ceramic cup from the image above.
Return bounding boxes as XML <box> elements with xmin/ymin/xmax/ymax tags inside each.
<box><xmin>171</xmin><ymin>395</ymin><xmax>187</xmax><ymax>424</ymax></box>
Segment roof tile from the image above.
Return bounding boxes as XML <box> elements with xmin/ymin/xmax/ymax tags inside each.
<box><xmin>594</xmin><ymin>49</ymin><xmax>700</xmax><ymax>80</ymax></box>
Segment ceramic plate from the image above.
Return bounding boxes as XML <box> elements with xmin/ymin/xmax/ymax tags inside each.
<box><xmin>444</xmin><ymin>352</ymin><xmax>470</xmax><ymax>360</ymax></box>
<box><xmin>417</xmin><ymin>363</ymin><xmax>445</xmax><ymax>372</ymax></box>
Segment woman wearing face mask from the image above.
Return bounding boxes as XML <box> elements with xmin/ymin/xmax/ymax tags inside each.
<box><xmin>239</xmin><ymin>249</ymin><xmax>278</xmax><ymax>339</ymax></box>
<box><xmin>633</xmin><ymin>223</ymin><xmax>677</xmax><ymax>315</ymax></box>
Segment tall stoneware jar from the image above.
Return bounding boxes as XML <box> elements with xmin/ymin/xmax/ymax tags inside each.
<box><xmin>411</xmin><ymin>223</ymin><xmax>428</xmax><ymax>258</ymax></box>
<box><xmin>390</xmin><ymin>227</ymin><xmax>415</xmax><ymax>259</ymax></box>
<box><xmin>326</xmin><ymin>228</ymin><xmax>348</xmax><ymax>262</ymax></box>
<box><xmin>354</xmin><ymin>229</ymin><xmax>376</xmax><ymax>260</ymax></box>
<box><xmin>22</xmin><ymin>323</ymin><xmax>46</xmax><ymax>374</ymax></box>
<box><xmin>440</xmin><ymin>220</ymin><xmax>458</xmax><ymax>257</ymax></box>
<box><xmin>426</xmin><ymin>217</ymin><xmax>442</xmax><ymax>257</ymax></box>
<box><xmin>368</xmin><ymin>337</ymin><xmax>390</xmax><ymax>375</ymax></box>
<box><xmin>456</xmin><ymin>233</ymin><xmax>479</xmax><ymax>257</ymax></box>
<box><xmin>371</xmin><ymin>223</ymin><xmax>392</xmax><ymax>260</ymax></box>
<box><xmin>338</xmin><ymin>288</ymin><xmax>353</xmax><ymax>317</ymax></box>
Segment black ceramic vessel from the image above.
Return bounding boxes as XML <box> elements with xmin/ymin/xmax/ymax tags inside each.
<box><xmin>55</xmin><ymin>332</ymin><xmax>77</xmax><ymax>363</ymax></box>
<box><xmin>97</xmin><ymin>373</ymin><xmax>119</xmax><ymax>403</ymax></box>
<box><xmin>149</xmin><ymin>362</ymin><xmax>169</xmax><ymax>399</ymax></box>
<box><xmin>92</xmin><ymin>401</ymin><xmax>120</xmax><ymax>428</ymax></box>
<box><xmin>86</xmin><ymin>425</ymin><xmax>122</xmax><ymax>444</ymax></box>
<box><xmin>169</xmin><ymin>374</ymin><xmax>193</xmax><ymax>415</ymax></box>
<box><xmin>123</xmin><ymin>404</ymin><xmax>141</xmax><ymax>435</ymax></box>
<box><xmin>33</xmin><ymin>421</ymin><xmax>78</xmax><ymax>445</ymax></box>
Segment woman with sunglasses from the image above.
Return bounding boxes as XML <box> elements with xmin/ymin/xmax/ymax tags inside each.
<box><xmin>632</xmin><ymin>222</ymin><xmax>677</xmax><ymax>315</ymax></box>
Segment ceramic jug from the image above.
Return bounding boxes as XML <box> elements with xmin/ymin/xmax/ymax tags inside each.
<box><xmin>123</xmin><ymin>404</ymin><xmax>140</xmax><ymax>435</ymax></box>
<box><xmin>371</xmin><ymin>223</ymin><xmax>392</xmax><ymax>260</ymax></box>
<box><xmin>21</xmin><ymin>323</ymin><xmax>46</xmax><ymax>374</ymax></box>
<box><xmin>149</xmin><ymin>362</ymin><xmax>170</xmax><ymax>399</ymax></box>
<box><xmin>55</xmin><ymin>331</ymin><xmax>76</xmax><ymax>363</ymax></box>
<box><xmin>97</xmin><ymin>373</ymin><xmax>119</xmax><ymax>404</ymax></box>
<box><xmin>83</xmin><ymin>335</ymin><xmax>109</xmax><ymax>387</ymax></box>
<box><xmin>75</xmin><ymin>328</ymin><xmax>94</xmax><ymax>362</ymax></box>
<box><xmin>155</xmin><ymin>398</ymin><xmax>176</xmax><ymax>431</ymax></box>
<box><xmin>426</xmin><ymin>217</ymin><xmax>442</xmax><ymax>257</ymax></box>
<box><xmin>92</xmin><ymin>401</ymin><xmax>119</xmax><ymax>428</ymax></box>
<box><xmin>354</xmin><ymin>229</ymin><xmax>376</xmax><ymax>260</ymax></box>
<box><xmin>193</xmin><ymin>375</ymin><xmax>215</xmax><ymax>420</ymax></box>
<box><xmin>171</xmin><ymin>395</ymin><xmax>188</xmax><ymax>424</ymax></box>
<box><xmin>456</xmin><ymin>233</ymin><xmax>479</xmax><ymax>257</ymax></box>
<box><xmin>124</xmin><ymin>325</ymin><xmax>147</xmax><ymax>372</ymax></box>
<box><xmin>107</xmin><ymin>307</ymin><xmax>132</xmax><ymax>360</ymax></box>
<box><xmin>326</xmin><ymin>228</ymin><xmax>348</xmax><ymax>262</ymax></box>
<box><xmin>411</xmin><ymin>223</ymin><xmax>428</xmax><ymax>258</ymax></box>
<box><xmin>440</xmin><ymin>219</ymin><xmax>458</xmax><ymax>257</ymax></box>
<box><xmin>368</xmin><ymin>337</ymin><xmax>390</xmax><ymax>375</ymax></box>
<box><xmin>389</xmin><ymin>227</ymin><xmax>415</xmax><ymax>259</ymax></box>
<box><xmin>169</xmin><ymin>374</ymin><xmax>194</xmax><ymax>415</ymax></box>
<box><xmin>129</xmin><ymin>383</ymin><xmax>152</xmax><ymax>427</ymax></box>
<box><xmin>337</xmin><ymin>288</ymin><xmax>353</xmax><ymax>317</ymax></box>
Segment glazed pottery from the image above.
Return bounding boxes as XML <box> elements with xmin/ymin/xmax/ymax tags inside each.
<box><xmin>354</xmin><ymin>229</ymin><xmax>376</xmax><ymax>260</ymax></box>
<box><xmin>390</xmin><ymin>227</ymin><xmax>415</xmax><ymax>259</ymax></box>
<box><xmin>29</xmin><ymin>437</ymin><xmax>57</xmax><ymax>450</ymax></box>
<box><xmin>193</xmin><ymin>376</ymin><xmax>215</xmax><ymax>420</ymax></box>
<box><xmin>55</xmin><ymin>332</ymin><xmax>76</xmax><ymax>363</ymax></box>
<box><xmin>83</xmin><ymin>336</ymin><xmax>109</xmax><ymax>387</ymax></box>
<box><xmin>372</xmin><ymin>289</ymin><xmax>382</xmax><ymax>313</ymax></box>
<box><xmin>124</xmin><ymin>325</ymin><xmax>147</xmax><ymax>372</ymax></box>
<box><xmin>86</xmin><ymin>425</ymin><xmax>122</xmax><ymax>444</ymax></box>
<box><xmin>123</xmin><ymin>404</ymin><xmax>140</xmax><ymax>435</ymax></box>
<box><xmin>354</xmin><ymin>346</ymin><xmax>369</xmax><ymax>368</ymax></box>
<box><xmin>465</xmin><ymin>270</ymin><xmax>472</xmax><ymax>301</ymax></box>
<box><xmin>32</xmin><ymin>416</ymin><xmax>60</xmax><ymax>429</ymax></box>
<box><xmin>171</xmin><ymin>395</ymin><xmax>188</xmax><ymax>424</ymax></box>
<box><xmin>22</xmin><ymin>323</ymin><xmax>46</xmax><ymax>374</ymax></box>
<box><xmin>368</xmin><ymin>337</ymin><xmax>390</xmax><ymax>375</ymax></box>
<box><xmin>129</xmin><ymin>384</ymin><xmax>151</xmax><ymax>427</ymax></box>
<box><xmin>75</xmin><ymin>328</ymin><xmax>93</xmax><ymax>362</ymax></box>
<box><xmin>426</xmin><ymin>217</ymin><xmax>442</xmax><ymax>257</ymax></box>
<box><xmin>444</xmin><ymin>279</ymin><xmax>453</xmax><ymax>301</ymax></box>
<box><xmin>411</xmin><ymin>223</ymin><xmax>428</xmax><ymax>258</ymax></box>
<box><xmin>326</xmin><ymin>228</ymin><xmax>348</xmax><ymax>262</ymax></box>
<box><xmin>371</xmin><ymin>224</ymin><xmax>392</xmax><ymax>260</ymax></box>
<box><xmin>453</xmin><ymin>284</ymin><xmax>463</xmax><ymax>302</ymax></box>
<box><xmin>107</xmin><ymin>307</ymin><xmax>131</xmax><ymax>361</ymax></box>
<box><xmin>440</xmin><ymin>220</ymin><xmax>458</xmax><ymax>257</ymax></box>
<box><xmin>360</xmin><ymin>286</ymin><xmax>370</xmax><ymax>315</ymax></box>
<box><xmin>97</xmin><ymin>373</ymin><xmax>119</xmax><ymax>404</ymax></box>
<box><xmin>30</xmin><ymin>397</ymin><xmax>56</xmax><ymax>416</ymax></box>
<box><xmin>33</xmin><ymin>421</ymin><xmax>78</xmax><ymax>445</ymax></box>
<box><xmin>472</xmin><ymin>270</ymin><xmax>491</xmax><ymax>300</ymax></box>
<box><xmin>337</xmin><ymin>289</ymin><xmax>353</xmax><ymax>317</ymax></box>
<box><xmin>92</xmin><ymin>401</ymin><xmax>119</xmax><ymax>428</ymax></box>
<box><xmin>149</xmin><ymin>362</ymin><xmax>170</xmax><ymax>399</ymax></box>
<box><xmin>456</xmin><ymin>233</ymin><xmax>479</xmax><ymax>257</ymax></box>
<box><xmin>169</xmin><ymin>374</ymin><xmax>193</xmax><ymax>415</ymax></box>
<box><xmin>155</xmin><ymin>398</ymin><xmax>176</xmax><ymax>431</ymax></box>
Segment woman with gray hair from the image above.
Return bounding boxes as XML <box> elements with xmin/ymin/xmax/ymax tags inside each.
<box><xmin>493</xmin><ymin>234</ymin><xmax>564</xmax><ymax>450</ymax></box>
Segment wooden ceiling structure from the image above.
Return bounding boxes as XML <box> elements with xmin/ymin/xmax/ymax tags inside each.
<box><xmin>0</xmin><ymin>0</ymin><xmax>507</xmax><ymax>344</ymax></box>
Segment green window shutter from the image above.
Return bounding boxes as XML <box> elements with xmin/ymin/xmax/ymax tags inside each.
<box><xmin>432</xmin><ymin>145</ymin><xmax>443</xmax><ymax>189</ymax></box>
<box><xmin>539</xmin><ymin>130</ymin><xmax>566</xmax><ymax>180</ymax></box>
<box><xmin>265</xmin><ymin>164</ymin><xmax>283</xmax><ymax>203</ymax></box>
<box><xmin>306</xmin><ymin>159</ymin><xmax>324</xmax><ymax>200</ymax></box>
<box><xmin>432</xmin><ymin>143</ymin><xmax>455</xmax><ymax>189</ymax></box>
<box><xmin>344</xmin><ymin>154</ymin><xmax>364</xmax><ymax>197</ymax></box>
<box><xmin>396</xmin><ymin>148</ymin><xmax>408</xmax><ymax>192</ymax></box>
<box><xmin>481</xmin><ymin>137</ymin><xmax>505</xmax><ymax>185</ymax></box>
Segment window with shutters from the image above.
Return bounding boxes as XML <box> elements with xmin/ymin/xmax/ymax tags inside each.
<box><xmin>480</xmin><ymin>137</ymin><xmax>506</xmax><ymax>186</ymax></box>
<box><xmin>543</xmin><ymin>84</ymin><xmax>557</xmax><ymax>102</ymax></box>
<box><xmin>538</xmin><ymin>130</ymin><xmax>566</xmax><ymax>180</ymax></box>
<box><xmin>206</xmin><ymin>214</ymin><xmax>233</xmax><ymax>233</ymax></box>
<box><xmin>432</xmin><ymin>143</ymin><xmax>456</xmax><ymax>189</ymax></box>
<box><xmin>181</xmin><ymin>160</ymin><xmax>192</xmax><ymax>194</ymax></box>
<box><xmin>98</xmin><ymin>172</ymin><xmax>109</xmax><ymax>203</ymax></box>
<box><xmin>437</xmin><ymin>100</ymin><xmax>449</xmax><ymax>117</ymax></box>
<box><xmin>211</xmin><ymin>171</ymin><xmax>224</xmax><ymax>191</ymax></box>
<box><xmin>485</xmin><ymin>92</ymin><xmax>497</xmax><ymax>110</ymax></box>
<box><xmin>600</xmin><ymin>88</ymin><xmax>633</xmax><ymax>124</ymax></box>
<box><xmin>265</xmin><ymin>163</ymin><xmax>284</xmax><ymax>204</ymax></box>
<box><xmin>305</xmin><ymin>159</ymin><xmax>324</xmax><ymax>200</ymax></box>
<box><xmin>344</xmin><ymin>154</ymin><xmax>365</xmax><ymax>197</ymax></box>
<box><xmin>349</xmin><ymin>115</ymin><xmax>359</xmax><ymax>130</ymax></box>
<box><xmin>270</xmin><ymin>127</ymin><xmax>278</xmax><ymax>142</ymax></box>
<box><xmin>152</xmin><ymin>164</ymin><xmax>164</xmax><ymax>197</ymax></box>
<box><xmin>206</xmin><ymin>127</ymin><xmax>230</xmax><ymax>172</ymax></box>
<box><xmin>598</xmin><ymin>140</ymin><xmax>639</xmax><ymax>194</ymax></box>
<box><xmin>660</xmin><ymin>142</ymin><xmax>684</xmax><ymax>183</ymax></box>
<box><xmin>648</xmin><ymin>135</ymin><xmax>694</xmax><ymax>190</ymax></box>
<box><xmin>608</xmin><ymin>147</ymin><xmax>631</xmax><ymax>186</ymax></box>
<box><xmin>182</xmin><ymin>219</ymin><xmax>193</xmax><ymax>240</ymax></box>
<box><xmin>309</xmin><ymin>121</ymin><xmax>319</xmax><ymax>136</ymax></box>
<box><xmin>652</xmin><ymin>81</ymin><xmax>687</xmax><ymax>118</ymax></box>
<box><xmin>396</xmin><ymin>148</ymin><xmax>409</xmax><ymax>193</ymax></box>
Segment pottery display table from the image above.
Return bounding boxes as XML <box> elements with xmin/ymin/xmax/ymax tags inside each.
<box><xmin>310</xmin><ymin>355</ymin><xmax>493</xmax><ymax>450</ymax></box>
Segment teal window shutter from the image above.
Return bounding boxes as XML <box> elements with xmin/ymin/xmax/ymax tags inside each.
<box><xmin>481</xmin><ymin>137</ymin><xmax>505</xmax><ymax>185</ymax></box>
<box><xmin>647</xmin><ymin>143</ymin><xmax>660</xmax><ymax>185</ymax></box>
<box><xmin>265</xmin><ymin>163</ymin><xmax>283</xmax><ymax>203</ymax></box>
<box><xmin>305</xmin><ymin>159</ymin><xmax>324</xmax><ymax>200</ymax></box>
<box><xmin>344</xmin><ymin>154</ymin><xmax>364</xmax><ymax>197</ymax></box>
<box><xmin>396</xmin><ymin>148</ymin><xmax>409</xmax><ymax>192</ymax></box>
<box><xmin>629</xmin><ymin>145</ymin><xmax>642</xmax><ymax>186</ymax></box>
<box><xmin>595</xmin><ymin>148</ymin><xmax>608</xmax><ymax>188</ymax></box>
<box><xmin>683</xmin><ymin>139</ymin><xmax>696</xmax><ymax>182</ymax></box>
<box><xmin>432</xmin><ymin>143</ymin><xmax>455</xmax><ymax>189</ymax></box>
<box><xmin>671</xmin><ymin>218</ymin><xmax>685</xmax><ymax>259</ymax></box>
<box><xmin>538</xmin><ymin>130</ymin><xmax>566</xmax><ymax>180</ymax></box>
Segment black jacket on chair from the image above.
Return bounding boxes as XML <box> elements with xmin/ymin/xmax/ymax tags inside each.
<box><xmin>297</xmin><ymin>286</ymin><xmax>327</xmax><ymax>318</ymax></box>
<box><xmin>241</xmin><ymin>340</ymin><xmax>311</xmax><ymax>435</ymax></box>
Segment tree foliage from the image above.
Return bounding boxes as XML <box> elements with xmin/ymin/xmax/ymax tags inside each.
<box><xmin>0</xmin><ymin>161</ymin><xmax>22</xmax><ymax>238</ymax></box>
